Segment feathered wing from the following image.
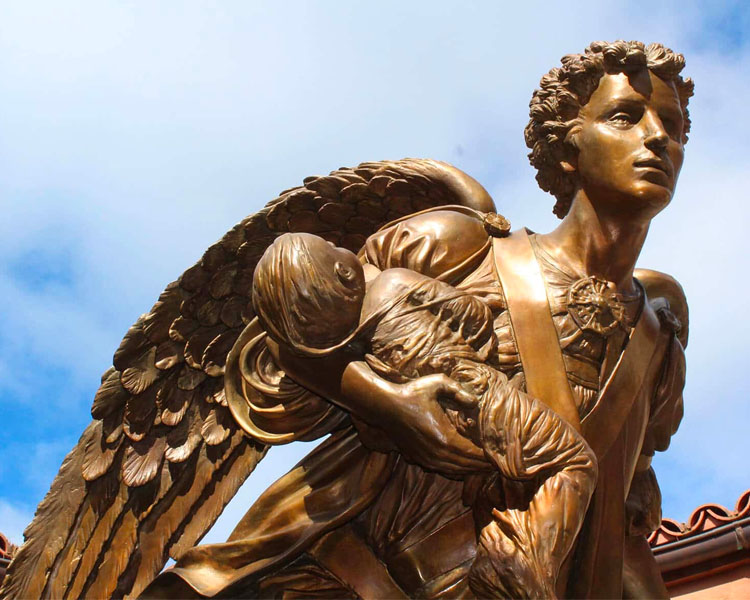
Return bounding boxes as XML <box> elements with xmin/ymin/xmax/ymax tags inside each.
<box><xmin>0</xmin><ymin>158</ymin><xmax>496</xmax><ymax>600</ymax></box>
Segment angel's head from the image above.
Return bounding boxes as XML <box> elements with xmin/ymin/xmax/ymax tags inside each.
<box><xmin>252</xmin><ymin>232</ymin><xmax>366</xmax><ymax>352</ymax></box>
<box><xmin>525</xmin><ymin>41</ymin><xmax>694</xmax><ymax>218</ymax></box>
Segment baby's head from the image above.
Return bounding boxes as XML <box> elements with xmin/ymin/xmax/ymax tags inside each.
<box><xmin>252</xmin><ymin>233</ymin><xmax>366</xmax><ymax>353</ymax></box>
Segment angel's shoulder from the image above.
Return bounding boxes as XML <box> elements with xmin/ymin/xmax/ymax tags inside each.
<box><xmin>634</xmin><ymin>268</ymin><xmax>689</xmax><ymax>347</ymax></box>
<box><xmin>384</xmin><ymin>206</ymin><xmax>488</xmax><ymax>241</ymax></box>
<box><xmin>362</xmin><ymin>207</ymin><xmax>490</xmax><ymax>281</ymax></box>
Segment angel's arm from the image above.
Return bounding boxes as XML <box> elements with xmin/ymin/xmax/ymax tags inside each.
<box><xmin>623</xmin><ymin>271</ymin><xmax>688</xmax><ymax>599</ymax></box>
<box><xmin>362</xmin><ymin>208</ymin><xmax>491</xmax><ymax>283</ymax></box>
<box><xmin>268</xmin><ymin>338</ymin><xmax>489</xmax><ymax>474</ymax></box>
<box><xmin>272</xmin><ymin>211</ymin><xmax>495</xmax><ymax>472</ymax></box>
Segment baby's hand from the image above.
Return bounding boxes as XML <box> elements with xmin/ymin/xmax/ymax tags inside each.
<box><xmin>444</xmin><ymin>362</ymin><xmax>506</xmax><ymax>410</ymax></box>
<box><xmin>436</xmin><ymin>382</ymin><xmax>479</xmax><ymax>411</ymax></box>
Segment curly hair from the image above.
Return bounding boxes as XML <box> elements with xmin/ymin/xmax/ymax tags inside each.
<box><xmin>525</xmin><ymin>41</ymin><xmax>694</xmax><ymax>218</ymax></box>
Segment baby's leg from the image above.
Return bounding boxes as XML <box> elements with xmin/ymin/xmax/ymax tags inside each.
<box><xmin>471</xmin><ymin>458</ymin><xmax>595</xmax><ymax>599</ymax></box>
<box><xmin>455</xmin><ymin>364</ymin><xmax>597</xmax><ymax>599</ymax></box>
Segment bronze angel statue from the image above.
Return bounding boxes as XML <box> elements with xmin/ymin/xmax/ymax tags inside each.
<box><xmin>1</xmin><ymin>40</ymin><xmax>691</xmax><ymax>599</ymax></box>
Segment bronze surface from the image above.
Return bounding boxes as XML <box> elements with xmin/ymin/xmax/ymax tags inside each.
<box><xmin>1</xmin><ymin>41</ymin><xmax>691</xmax><ymax>599</ymax></box>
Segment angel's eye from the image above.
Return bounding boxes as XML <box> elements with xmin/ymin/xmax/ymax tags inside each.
<box><xmin>609</xmin><ymin>112</ymin><xmax>634</xmax><ymax>125</ymax></box>
<box><xmin>606</xmin><ymin>106</ymin><xmax>642</xmax><ymax>128</ymax></box>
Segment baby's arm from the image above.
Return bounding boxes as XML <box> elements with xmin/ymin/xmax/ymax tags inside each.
<box><xmin>362</xmin><ymin>268</ymin><xmax>485</xmax><ymax>425</ymax></box>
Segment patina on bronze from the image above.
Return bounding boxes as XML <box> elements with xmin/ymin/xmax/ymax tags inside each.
<box><xmin>0</xmin><ymin>40</ymin><xmax>691</xmax><ymax>599</ymax></box>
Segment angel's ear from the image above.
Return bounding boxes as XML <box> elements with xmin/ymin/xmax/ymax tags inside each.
<box><xmin>561</xmin><ymin>124</ymin><xmax>581</xmax><ymax>174</ymax></box>
<box><xmin>559</xmin><ymin>160</ymin><xmax>577</xmax><ymax>173</ymax></box>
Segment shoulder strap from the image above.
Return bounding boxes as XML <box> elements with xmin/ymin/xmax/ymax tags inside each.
<box><xmin>581</xmin><ymin>296</ymin><xmax>668</xmax><ymax>458</ymax></box>
<box><xmin>493</xmin><ymin>230</ymin><xmax>670</xmax><ymax>459</ymax></box>
<box><xmin>492</xmin><ymin>230</ymin><xmax>581</xmax><ymax>431</ymax></box>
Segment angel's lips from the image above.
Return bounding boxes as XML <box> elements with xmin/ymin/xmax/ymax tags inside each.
<box><xmin>633</xmin><ymin>157</ymin><xmax>672</xmax><ymax>178</ymax></box>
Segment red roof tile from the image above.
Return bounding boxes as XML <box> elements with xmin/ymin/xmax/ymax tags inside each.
<box><xmin>649</xmin><ymin>489</ymin><xmax>750</xmax><ymax>546</ymax></box>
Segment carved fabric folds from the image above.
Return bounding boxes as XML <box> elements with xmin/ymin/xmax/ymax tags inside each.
<box><xmin>147</xmin><ymin>206</ymin><xmax>685</xmax><ymax>598</ymax></box>
<box><xmin>362</xmin><ymin>207</ymin><xmax>685</xmax><ymax>598</ymax></box>
<box><xmin>144</xmin><ymin>429</ymin><xmax>394</xmax><ymax>598</ymax></box>
<box><xmin>225</xmin><ymin>319</ymin><xmax>349</xmax><ymax>445</ymax></box>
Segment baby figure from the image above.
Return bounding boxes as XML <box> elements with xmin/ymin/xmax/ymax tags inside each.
<box><xmin>252</xmin><ymin>232</ymin><xmax>597</xmax><ymax>599</ymax></box>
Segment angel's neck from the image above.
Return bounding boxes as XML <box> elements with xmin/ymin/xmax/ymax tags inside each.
<box><xmin>536</xmin><ymin>194</ymin><xmax>649</xmax><ymax>295</ymax></box>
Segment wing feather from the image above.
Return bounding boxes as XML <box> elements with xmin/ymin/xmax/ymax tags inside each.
<box><xmin>57</xmin><ymin>473</ymin><xmax>125</xmax><ymax>599</ymax></box>
<box><xmin>122</xmin><ymin>438</ymin><xmax>167</xmax><ymax>488</ymax></box>
<box><xmin>166</xmin><ymin>434</ymin><xmax>266</xmax><ymax>562</ymax></box>
<box><xmin>1</xmin><ymin>158</ymin><xmax>496</xmax><ymax>599</ymax></box>
<box><xmin>121</xmin><ymin>347</ymin><xmax>159</xmax><ymax>395</ymax></box>
<box><xmin>159</xmin><ymin>384</ymin><xmax>191</xmax><ymax>427</ymax></box>
<box><xmin>91</xmin><ymin>371</ymin><xmax>129</xmax><ymax>419</ymax></box>
<box><xmin>81</xmin><ymin>420</ymin><xmax>123</xmax><ymax>481</ymax></box>
<box><xmin>2</xmin><ymin>423</ymin><xmax>95</xmax><ymax>600</ymax></box>
<box><xmin>164</xmin><ymin>414</ymin><xmax>202</xmax><ymax>464</ymax></box>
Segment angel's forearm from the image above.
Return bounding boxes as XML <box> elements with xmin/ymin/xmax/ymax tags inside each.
<box><xmin>267</xmin><ymin>338</ymin><xmax>399</xmax><ymax>424</ymax></box>
<box><xmin>340</xmin><ymin>360</ymin><xmax>402</xmax><ymax>424</ymax></box>
<box><xmin>271</xmin><ymin>339</ymin><xmax>487</xmax><ymax>472</ymax></box>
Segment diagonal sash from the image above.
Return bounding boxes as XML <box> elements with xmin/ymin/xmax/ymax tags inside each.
<box><xmin>581</xmin><ymin>297</ymin><xmax>667</xmax><ymax>458</ymax></box>
<box><xmin>492</xmin><ymin>230</ymin><xmax>581</xmax><ymax>431</ymax></box>
<box><xmin>492</xmin><ymin>230</ymin><xmax>668</xmax><ymax>456</ymax></box>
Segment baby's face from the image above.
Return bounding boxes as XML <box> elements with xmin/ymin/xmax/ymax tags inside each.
<box><xmin>305</xmin><ymin>234</ymin><xmax>366</xmax><ymax>338</ymax></box>
<box><xmin>301</xmin><ymin>234</ymin><xmax>364</xmax><ymax>290</ymax></box>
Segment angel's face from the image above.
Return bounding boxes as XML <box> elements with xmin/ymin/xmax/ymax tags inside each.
<box><xmin>570</xmin><ymin>70</ymin><xmax>685</xmax><ymax>219</ymax></box>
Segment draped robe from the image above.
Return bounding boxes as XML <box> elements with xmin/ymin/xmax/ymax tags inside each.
<box><xmin>147</xmin><ymin>207</ymin><xmax>685</xmax><ymax>599</ymax></box>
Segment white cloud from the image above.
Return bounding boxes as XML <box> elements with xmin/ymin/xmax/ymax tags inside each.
<box><xmin>1</xmin><ymin>0</ymin><xmax>748</xmax><ymax>546</ymax></box>
<box><xmin>0</xmin><ymin>499</ymin><xmax>33</xmax><ymax>546</ymax></box>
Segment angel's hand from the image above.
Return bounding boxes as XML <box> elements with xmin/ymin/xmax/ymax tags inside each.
<box><xmin>269</xmin><ymin>342</ymin><xmax>488</xmax><ymax>475</ymax></box>
<box><xmin>390</xmin><ymin>374</ymin><xmax>488</xmax><ymax>475</ymax></box>
<box><xmin>341</xmin><ymin>365</ymin><xmax>488</xmax><ymax>475</ymax></box>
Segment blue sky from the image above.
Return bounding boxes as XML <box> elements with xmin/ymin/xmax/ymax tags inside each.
<box><xmin>1</xmin><ymin>1</ymin><xmax>748</xmax><ymax>546</ymax></box>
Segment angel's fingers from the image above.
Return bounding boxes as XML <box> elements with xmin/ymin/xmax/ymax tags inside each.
<box><xmin>442</xmin><ymin>434</ymin><xmax>488</xmax><ymax>465</ymax></box>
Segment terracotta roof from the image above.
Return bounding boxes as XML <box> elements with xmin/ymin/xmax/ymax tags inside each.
<box><xmin>649</xmin><ymin>490</ymin><xmax>750</xmax><ymax>588</ymax></box>
<box><xmin>649</xmin><ymin>489</ymin><xmax>750</xmax><ymax>547</ymax></box>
